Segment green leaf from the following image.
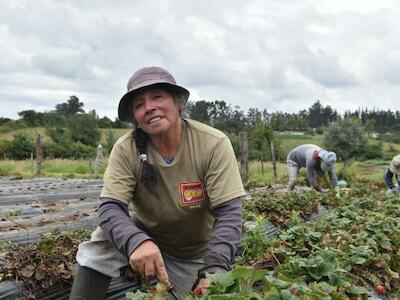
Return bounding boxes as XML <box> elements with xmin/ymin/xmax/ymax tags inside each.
<box><xmin>263</xmin><ymin>288</ymin><xmax>281</xmax><ymax>300</ymax></box>
<box><xmin>208</xmin><ymin>272</ymin><xmax>236</xmax><ymax>287</ymax></box>
<box><xmin>280</xmin><ymin>290</ymin><xmax>297</xmax><ymax>300</ymax></box>
<box><xmin>207</xmin><ymin>294</ymin><xmax>247</xmax><ymax>300</ymax></box>
<box><xmin>346</xmin><ymin>285</ymin><xmax>368</xmax><ymax>295</ymax></box>
<box><xmin>265</xmin><ymin>275</ymin><xmax>290</xmax><ymax>288</ymax></box>
<box><xmin>125</xmin><ymin>290</ymin><xmax>148</xmax><ymax>300</ymax></box>
<box><xmin>328</xmin><ymin>273</ymin><xmax>351</xmax><ymax>287</ymax></box>
<box><xmin>350</xmin><ymin>256</ymin><xmax>366</xmax><ymax>265</ymax></box>
<box><xmin>309</xmin><ymin>261</ymin><xmax>336</xmax><ymax>279</ymax></box>
<box><xmin>231</xmin><ymin>267</ymin><xmax>266</xmax><ymax>284</ymax></box>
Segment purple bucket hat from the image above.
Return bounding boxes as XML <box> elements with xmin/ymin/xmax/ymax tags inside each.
<box><xmin>118</xmin><ymin>66</ymin><xmax>190</xmax><ymax>122</ymax></box>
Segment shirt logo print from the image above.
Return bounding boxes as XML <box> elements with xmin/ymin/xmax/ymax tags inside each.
<box><xmin>179</xmin><ymin>181</ymin><xmax>205</xmax><ymax>206</ymax></box>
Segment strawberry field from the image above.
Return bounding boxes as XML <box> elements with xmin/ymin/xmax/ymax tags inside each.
<box><xmin>128</xmin><ymin>179</ymin><xmax>400</xmax><ymax>299</ymax></box>
<box><xmin>1</xmin><ymin>178</ymin><xmax>399</xmax><ymax>299</ymax></box>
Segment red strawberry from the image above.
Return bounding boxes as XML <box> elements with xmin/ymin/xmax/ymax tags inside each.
<box><xmin>194</xmin><ymin>287</ymin><xmax>203</xmax><ymax>297</ymax></box>
<box><xmin>376</xmin><ymin>284</ymin><xmax>385</xmax><ymax>295</ymax></box>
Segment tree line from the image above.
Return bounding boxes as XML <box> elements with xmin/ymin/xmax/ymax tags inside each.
<box><xmin>2</xmin><ymin>97</ymin><xmax>399</xmax><ymax>135</ymax></box>
<box><xmin>0</xmin><ymin>96</ymin><xmax>398</xmax><ymax>161</ymax></box>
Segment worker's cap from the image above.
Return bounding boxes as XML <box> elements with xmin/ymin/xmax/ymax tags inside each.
<box><xmin>319</xmin><ymin>150</ymin><xmax>337</xmax><ymax>172</ymax></box>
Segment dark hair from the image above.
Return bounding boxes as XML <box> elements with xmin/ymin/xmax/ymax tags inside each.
<box><xmin>133</xmin><ymin>128</ymin><xmax>159</xmax><ymax>195</ymax></box>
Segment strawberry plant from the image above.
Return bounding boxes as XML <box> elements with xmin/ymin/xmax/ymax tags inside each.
<box><xmin>92</xmin><ymin>180</ymin><xmax>400</xmax><ymax>298</ymax></box>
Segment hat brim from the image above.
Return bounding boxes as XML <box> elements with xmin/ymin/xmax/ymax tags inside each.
<box><xmin>118</xmin><ymin>82</ymin><xmax>190</xmax><ymax>122</ymax></box>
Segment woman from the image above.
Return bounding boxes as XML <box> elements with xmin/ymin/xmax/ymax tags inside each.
<box><xmin>69</xmin><ymin>66</ymin><xmax>245</xmax><ymax>299</ymax></box>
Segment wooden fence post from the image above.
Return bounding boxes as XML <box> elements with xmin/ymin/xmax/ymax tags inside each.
<box><xmin>270</xmin><ymin>140</ymin><xmax>277</xmax><ymax>180</ymax></box>
<box><xmin>36</xmin><ymin>135</ymin><xmax>43</xmax><ymax>176</ymax></box>
<box><xmin>94</xmin><ymin>144</ymin><xmax>103</xmax><ymax>178</ymax></box>
<box><xmin>239</xmin><ymin>132</ymin><xmax>248</xmax><ymax>183</ymax></box>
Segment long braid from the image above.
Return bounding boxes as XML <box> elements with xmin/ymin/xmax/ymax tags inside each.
<box><xmin>133</xmin><ymin>128</ymin><xmax>159</xmax><ymax>195</ymax></box>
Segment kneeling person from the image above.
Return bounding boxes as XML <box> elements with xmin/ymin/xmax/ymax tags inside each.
<box><xmin>385</xmin><ymin>154</ymin><xmax>400</xmax><ymax>195</ymax></box>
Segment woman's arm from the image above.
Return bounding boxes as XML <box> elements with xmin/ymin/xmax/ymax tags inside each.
<box><xmin>198</xmin><ymin>197</ymin><xmax>242</xmax><ymax>275</ymax></box>
<box><xmin>99</xmin><ymin>198</ymin><xmax>170</xmax><ymax>284</ymax></box>
<box><xmin>98</xmin><ymin>197</ymin><xmax>151</xmax><ymax>258</ymax></box>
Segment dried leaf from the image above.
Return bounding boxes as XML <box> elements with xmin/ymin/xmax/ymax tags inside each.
<box><xmin>21</xmin><ymin>265</ymin><xmax>35</xmax><ymax>278</ymax></box>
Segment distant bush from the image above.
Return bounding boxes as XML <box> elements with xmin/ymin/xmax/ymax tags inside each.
<box><xmin>105</xmin><ymin>129</ymin><xmax>116</xmax><ymax>155</ymax></box>
<box><xmin>323</xmin><ymin>119</ymin><xmax>382</xmax><ymax>161</ymax></box>
<box><xmin>227</xmin><ymin>133</ymin><xmax>239</xmax><ymax>158</ymax></box>
<box><xmin>377</xmin><ymin>132</ymin><xmax>400</xmax><ymax>144</ymax></box>
<box><xmin>44</xmin><ymin>142</ymin><xmax>96</xmax><ymax>159</ymax></box>
<box><xmin>305</xmin><ymin>128</ymin><xmax>315</xmax><ymax>136</ymax></box>
<box><xmin>359</xmin><ymin>142</ymin><xmax>383</xmax><ymax>160</ymax></box>
<box><xmin>67</xmin><ymin>114</ymin><xmax>101</xmax><ymax>147</ymax></box>
<box><xmin>0</xmin><ymin>120</ymin><xmax>25</xmax><ymax>134</ymax></box>
<box><xmin>46</xmin><ymin>127</ymin><xmax>71</xmax><ymax>145</ymax></box>
<box><xmin>336</xmin><ymin>161</ymin><xmax>356</xmax><ymax>184</ymax></box>
<box><xmin>8</xmin><ymin>133</ymin><xmax>35</xmax><ymax>160</ymax></box>
<box><xmin>0</xmin><ymin>133</ymin><xmax>96</xmax><ymax>160</ymax></box>
<box><xmin>0</xmin><ymin>139</ymin><xmax>11</xmax><ymax>159</ymax></box>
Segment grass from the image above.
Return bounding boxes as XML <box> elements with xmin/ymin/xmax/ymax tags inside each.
<box><xmin>244</xmin><ymin>159</ymin><xmax>388</xmax><ymax>188</ymax></box>
<box><xmin>278</xmin><ymin>133</ymin><xmax>323</xmax><ymax>153</ymax></box>
<box><xmin>0</xmin><ymin>159</ymin><xmax>106</xmax><ymax>178</ymax></box>
<box><xmin>0</xmin><ymin>127</ymin><xmax>47</xmax><ymax>140</ymax></box>
<box><xmin>0</xmin><ymin>156</ymin><xmax>390</xmax><ymax>191</ymax></box>
<box><xmin>246</xmin><ymin>161</ymin><xmax>287</xmax><ymax>187</ymax></box>
<box><xmin>1</xmin><ymin>126</ymin><xmax>398</xmax><ymax>156</ymax></box>
<box><xmin>99</xmin><ymin>128</ymin><xmax>131</xmax><ymax>145</ymax></box>
<box><xmin>0</xmin><ymin>128</ymin><xmax>396</xmax><ymax>186</ymax></box>
<box><xmin>0</xmin><ymin>126</ymin><xmax>132</xmax><ymax>145</ymax></box>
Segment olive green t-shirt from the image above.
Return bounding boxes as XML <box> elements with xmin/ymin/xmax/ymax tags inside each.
<box><xmin>101</xmin><ymin>119</ymin><xmax>246</xmax><ymax>259</ymax></box>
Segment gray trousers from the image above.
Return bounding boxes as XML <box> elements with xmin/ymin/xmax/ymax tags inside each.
<box><xmin>76</xmin><ymin>227</ymin><xmax>203</xmax><ymax>298</ymax></box>
<box><xmin>287</xmin><ymin>160</ymin><xmax>299</xmax><ymax>190</ymax></box>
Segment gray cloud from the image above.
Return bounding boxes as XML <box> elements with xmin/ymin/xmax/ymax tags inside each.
<box><xmin>294</xmin><ymin>47</ymin><xmax>357</xmax><ymax>88</ymax></box>
<box><xmin>1</xmin><ymin>0</ymin><xmax>400</xmax><ymax>119</ymax></box>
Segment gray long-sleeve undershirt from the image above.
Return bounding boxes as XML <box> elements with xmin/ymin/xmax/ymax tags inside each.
<box><xmin>98</xmin><ymin>197</ymin><xmax>242</xmax><ymax>275</ymax></box>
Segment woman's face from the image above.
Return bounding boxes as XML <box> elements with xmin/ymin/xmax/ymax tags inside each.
<box><xmin>132</xmin><ymin>88</ymin><xmax>181</xmax><ymax>137</ymax></box>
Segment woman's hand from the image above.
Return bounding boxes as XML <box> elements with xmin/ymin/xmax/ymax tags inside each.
<box><xmin>193</xmin><ymin>278</ymin><xmax>211</xmax><ymax>296</ymax></box>
<box><xmin>129</xmin><ymin>240</ymin><xmax>171</xmax><ymax>287</ymax></box>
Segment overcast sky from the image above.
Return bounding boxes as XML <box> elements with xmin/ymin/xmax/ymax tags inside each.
<box><xmin>1</xmin><ymin>0</ymin><xmax>399</xmax><ymax>120</ymax></box>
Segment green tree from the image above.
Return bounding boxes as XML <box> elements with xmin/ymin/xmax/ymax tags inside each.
<box><xmin>308</xmin><ymin>101</ymin><xmax>338</xmax><ymax>129</ymax></box>
<box><xmin>42</xmin><ymin>111</ymin><xmax>67</xmax><ymax>127</ymax></box>
<box><xmin>185</xmin><ymin>100</ymin><xmax>212</xmax><ymax>124</ymax></box>
<box><xmin>98</xmin><ymin>116</ymin><xmax>113</xmax><ymax>128</ymax></box>
<box><xmin>269</xmin><ymin>112</ymin><xmax>286</xmax><ymax>131</ymax></box>
<box><xmin>323</xmin><ymin>119</ymin><xmax>371</xmax><ymax>161</ymax></box>
<box><xmin>0</xmin><ymin>117</ymin><xmax>12</xmax><ymax>125</ymax></box>
<box><xmin>55</xmin><ymin>95</ymin><xmax>85</xmax><ymax>116</ymax></box>
<box><xmin>46</xmin><ymin>126</ymin><xmax>71</xmax><ymax>145</ymax></box>
<box><xmin>0</xmin><ymin>139</ymin><xmax>11</xmax><ymax>158</ymax></box>
<box><xmin>246</xmin><ymin>108</ymin><xmax>262</xmax><ymax>127</ymax></box>
<box><xmin>248</xmin><ymin>115</ymin><xmax>275</xmax><ymax>162</ymax></box>
<box><xmin>18</xmin><ymin>110</ymin><xmax>40</xmax><ymax>126</ymax></box>
<box><xmin>67</xmin><ymin>112</ymin><xmax>100</xmax><ymax>147</ymax></box>
<box><xmin>105</xmin><ymin>128</ymin><xmax>116</xmax><ymax>154</ymax></box>
<box><xmin>112</xmin><ymin>117</ymin><xmax>128</xmax><ymax>128</ymax></box>
<box><xmin>9</xmin><ymin>133</ymin><xmax>34</xmax><ymax>160</ymax></box>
